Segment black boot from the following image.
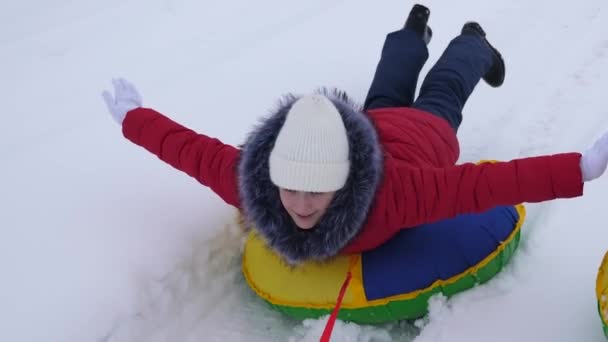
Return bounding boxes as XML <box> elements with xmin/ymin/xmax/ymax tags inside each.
<box><xmin>404</xmin><ymin>4</ymin><xmax>432</xmax><ymax>45</ymax></box>
<box><xmin>461</xmin><ymin>22</ymin><xmax>505</xmax><ymax>87</ymax></box>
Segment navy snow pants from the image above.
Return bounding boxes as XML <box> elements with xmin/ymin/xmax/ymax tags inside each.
<box><xmin>364</xmin><ymin>29</ymin><xmax>494</xmax><ymax>132</ymax></box>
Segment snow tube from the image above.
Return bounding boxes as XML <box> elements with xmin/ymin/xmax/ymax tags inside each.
<box><xmin>242</xmin><ymin>204</ymin><xmax>525</xmax><ymax>324</ymax></box>
<box><xmin>596</xmin><ymin>251</ymin><xmax>608</xmax><ymax>338</ymax></box>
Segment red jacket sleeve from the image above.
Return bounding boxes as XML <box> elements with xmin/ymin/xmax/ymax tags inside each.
<box><xmin>122</xmin><ymin>107</ymin><xmax>241</xmax><ymax>208</ymax></box>
<box><xmin>386</xmin><ymin>153</ymin><xmax>584</xmax><ymax>229</ymax></box>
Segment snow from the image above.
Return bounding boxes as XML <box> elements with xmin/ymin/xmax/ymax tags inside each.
<box><xmin>2</xmin><ymin>0</ymin><xmax>608</xmax><ymax>341</ymax></box>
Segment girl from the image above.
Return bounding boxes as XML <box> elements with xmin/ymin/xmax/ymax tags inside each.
<box><xmin>102</xmin><ymin>4</ymin><xmax>608</xmax><ymax>265</ymax></box>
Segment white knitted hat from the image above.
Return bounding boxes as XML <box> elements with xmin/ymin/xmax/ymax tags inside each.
<box><xmin>269</xmin><ymin>95</ymin><xmax>350</xmax><ymax>192</ymax></box>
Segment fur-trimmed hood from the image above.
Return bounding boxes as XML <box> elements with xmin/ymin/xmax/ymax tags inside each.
<box><xmin>238</xmin><ymin>89</ymin><xmax>383</xmax><ymax>265</ymax></box>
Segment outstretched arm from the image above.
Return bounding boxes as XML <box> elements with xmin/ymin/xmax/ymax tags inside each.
<box><xmin>102</xmin><ymin>78</ymin><xmax>241</xmax><ymax>207</ymax></box>
<box><xmin>122</xmin><ymin>108</ymin><xmax>241</xmax><ymax>207</ymax></box>
<box><xmin>385</xmin><ymin>153</ymin><xmax>584</xmax><ymax>229</ymax></box>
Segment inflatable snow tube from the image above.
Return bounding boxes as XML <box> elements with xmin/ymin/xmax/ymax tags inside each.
<box><xmin>596</xmin><ymin>251</ymin><xmax>608</xmax><ymax>338</ymax></box>
<box><xmin>241</xmin><ymin>204</ymin><xmax>525</xmax><ymax>324</ymax></box>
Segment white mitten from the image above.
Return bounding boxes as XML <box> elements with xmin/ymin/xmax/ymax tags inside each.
<box><xmin>102</xmin><ymin>78</ymin><xmax>143</xmax><ymax>125</ymax></box>
<box><xmin>580</xmin><ymin>131</ymin><xmax>608</xmax><ymax>181</ymax></box>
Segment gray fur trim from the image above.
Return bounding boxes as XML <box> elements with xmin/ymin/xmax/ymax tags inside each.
<box><xmin>238</xmin><ymin>89</ymin><xmax>383</xmax><ymax>264</ymax></box>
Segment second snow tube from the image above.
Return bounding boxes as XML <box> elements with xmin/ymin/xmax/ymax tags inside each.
<box><xmin>242</xmin><ymin>204</ymin><xmax>525</xmax><ymax>324</ymax></box>
<box><xmin>596</xmin><ymin>251</ymin><xmax>608</xmax><ymax>338</ymax></box>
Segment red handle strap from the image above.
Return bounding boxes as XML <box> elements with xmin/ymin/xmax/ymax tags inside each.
<box><xmin>319</xmin><ymin>258</ymin><xmax>357</xmax><ymax>342</ymax></box>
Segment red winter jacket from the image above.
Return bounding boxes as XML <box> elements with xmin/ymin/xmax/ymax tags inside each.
<box><xmin>122</xmin><ymin>106</ymin><xmax>584</xmax><ymax>254</ymax></box>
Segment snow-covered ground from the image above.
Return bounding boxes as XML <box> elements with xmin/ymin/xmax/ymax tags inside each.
<box><xmin>2</xmin><ymin>0</ymin><xmax>608</xmax><ymax>341</ymax></box>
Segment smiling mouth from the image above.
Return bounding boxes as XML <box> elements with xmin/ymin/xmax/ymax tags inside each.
<box><xmin>296</xmin><ymin>213</ymin><xmax>315</xmax><ymax>219</ymax></box>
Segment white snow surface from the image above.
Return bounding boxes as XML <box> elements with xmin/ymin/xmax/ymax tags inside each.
<box><xmin>2</xmin><ymin>0</ymin><xmax>608</xmax><ymax>341</ymax></box>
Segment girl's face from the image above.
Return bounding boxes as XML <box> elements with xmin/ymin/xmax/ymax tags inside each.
<box><xmin>278</xmin><ymin>188</ymin><xmax>336</xmax><ymax>229</ymax></box>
